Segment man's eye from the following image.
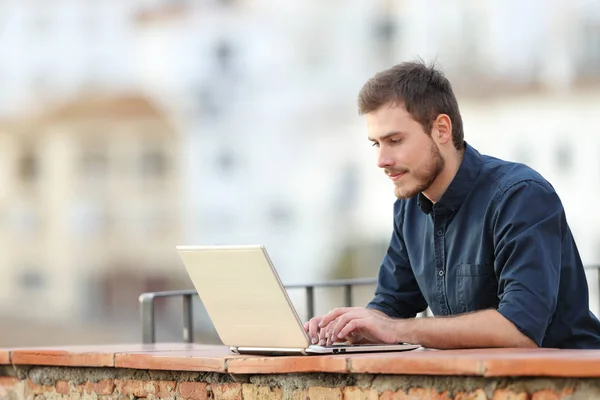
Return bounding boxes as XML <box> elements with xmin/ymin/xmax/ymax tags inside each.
<box><xmin>371</xmin><ymin>142</ymin><xmax>380</xmax><ymax>148</ymax></box>
<box><xmin>390</xmin><ymin>139</ymin><xmax>401</xmax><ymax>145</ymax></box>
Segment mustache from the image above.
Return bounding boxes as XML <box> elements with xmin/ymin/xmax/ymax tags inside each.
<box><xmin>385</xmin><ymin>168</ymin><xmax>408</xmax><ymax>175</ymax></box>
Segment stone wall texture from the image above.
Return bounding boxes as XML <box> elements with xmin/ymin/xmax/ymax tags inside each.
<box><xmin>0</xmin><ymin>367</ymin><xmax>596</xmax><ymax>400</ymax></box>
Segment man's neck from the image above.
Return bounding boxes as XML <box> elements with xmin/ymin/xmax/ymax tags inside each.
<box><xmin>422</xmin><ymin>148</ymin><xmax>465</xmax><ymax>204</ymax></box>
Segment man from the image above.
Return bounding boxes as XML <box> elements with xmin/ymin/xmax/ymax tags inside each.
<box><xmin>304</xmin><ymin>61</ymin><xmax>600</xmax><ymax>349</ymax></box>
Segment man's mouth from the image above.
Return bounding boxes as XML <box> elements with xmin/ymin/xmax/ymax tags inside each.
<box><xmin>388</xmin><ymin>171</ymin><xmax>406</xmax><ymax>182</ymax></box>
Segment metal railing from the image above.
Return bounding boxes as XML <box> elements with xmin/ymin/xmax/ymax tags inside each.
<box><xmin>139</xmin><ymin>277</ymin><xmax>379</xmax><ymax>344</ymax></box>
<box><xmin>139</xmin><ymin>265</ymin><xmax>600</xmax><ymax>344</ymax></box>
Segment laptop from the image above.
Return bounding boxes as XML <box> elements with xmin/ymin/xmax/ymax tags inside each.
<box><xmin>176</xmin><ymin>244</ymin><xmax>421</xmax><ymax>355</ymax></box>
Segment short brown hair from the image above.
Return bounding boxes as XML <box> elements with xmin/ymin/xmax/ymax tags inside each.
<box><xmin>358</xmin><ymin>60</ymin><xmax>464</xmax><ymax>150</ymax></box>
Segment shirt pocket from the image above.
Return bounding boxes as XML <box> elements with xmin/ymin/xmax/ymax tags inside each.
<box><xmin>456</xmin><ymin>262</ymin><xmax>499</xmax><ymax>313</ymax></box>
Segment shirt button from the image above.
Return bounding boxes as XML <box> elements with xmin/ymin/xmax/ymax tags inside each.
<box><xmin>437</xmin><ymin>230</ymin><xmax>444</xmax><ymax>236</ymax></box>
<box><xmin>438</xmin><ymin>270</ymin><xmax>444</xmax><ymax>277</ymax></box>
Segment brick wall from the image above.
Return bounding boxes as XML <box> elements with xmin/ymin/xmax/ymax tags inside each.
<box><xmin>0</xmin><ymin>367</ymin><xmax>594</xmax><ymax>400</ymax></box>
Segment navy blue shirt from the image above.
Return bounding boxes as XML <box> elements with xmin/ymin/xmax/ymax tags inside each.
<box><xmin>367</xmin><ymin>143</ymin><xmax>600</xmax><ymax>348</ymax></box>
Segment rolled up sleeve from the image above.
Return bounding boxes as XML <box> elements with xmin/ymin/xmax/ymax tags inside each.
<box><xmin>493</xmin><ymin>180</ymin><xmax>565</xmax><ymax>347</ymax></box>
<box><xmin>367</xmin><ymin>201</ymin><xmax>428</xmax><ymax>318</ymax></box>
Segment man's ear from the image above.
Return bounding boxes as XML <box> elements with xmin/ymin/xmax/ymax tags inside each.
<box><xmin>433</xmin><ymin>114</ymin><xmax>452</xmax><ymax>144</ymax></box>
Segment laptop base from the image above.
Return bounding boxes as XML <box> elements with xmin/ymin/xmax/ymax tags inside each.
<box><xmin>231</xmin><ymin>343</ymin><xmax>421</xmax><ymax>356</ymax></box>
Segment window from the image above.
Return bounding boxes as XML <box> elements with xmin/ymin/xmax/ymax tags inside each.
<box><xmin>18</xmin><ymin>269</ymin><xmax>46</xmax><ymax>291</ymax></box>
<box><xmin>268</xmin><ymin>203</ymin><xmax>293</xmax><ymax>227</ymax></box>
<box><xmin>336</xmin><ymin>164</ymin><xmax>359</xmax><ymax>211</ymax></box>
<box><xmin>140</xmin><ymin>205</ymin><xmax>169</xmax><ymax>237</ymax></box>
<box><xmin>555</xmin><ymin>143</ymin><xmax>573</xmax><ymax>172</ymax></box>
<box><xmin>214</xmin><ymin>149</ymin><xmax>236</xmax><ymax>175</ymax></box>
<box><xmin>214</xmin><ymin>39</ymin><xmax>234</xmax><ymax>74</ymax></box>
<box><xmin>577</xmin><ymin>20</ymin><xmax>600</xmax><ymax>80</ymax></box>
<box><xmin>373</xmin><ymin>17</ymin><xmax>396</xmax><ymax>44</ymax></box>
<box><xmin>140</xmin><ymin>149</ymin><xmax>168</xmax><ymax>179</ymax></box>
<box><xmin>69</xmin><ymin>201</ymin><xmax>110</xmax><ymax>238</ymax></box>
<box><xmin>81</xmin><ymin>151</ymin><xmax>108</xmax><ymax>180</ymax></box>
<box><xmin>9</xmin><ymin>204</ymin><xmax>41</xmax><ymax>237</ymax></box>
<box><xmin>198</xmin><ymin>87</ymin><xmax>221</xmax><ymax>118</ymax></box>
<box><xmin>372</xmin><ymin>15</ymin><xmax>397</xmax><ymax>64</ymax></box>
<box><xmin>79</xmin><ymin>139</ymin><xmax>109</xmax><ymax>187</ymax></box>
<box><xmin>18</xmin><ymin>149</ymin><xmax>39</xmax><ymax>183</ymax></box>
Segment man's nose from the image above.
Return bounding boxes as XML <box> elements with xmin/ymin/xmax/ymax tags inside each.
<box><xmin>377</xmin><ymin>149</ymin><xmax>395</xmax><ymax>169</ymax></box>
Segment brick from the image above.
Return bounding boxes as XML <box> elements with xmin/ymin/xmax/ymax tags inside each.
<box><xmin>378</xmin><ymin>390</ymin><xmax>411</xmax><ymax>400</ymax></box>
<box><xmin>307</xmin><ymin>386</ymin><xmax>342</xmax><ymax>400</ymax></box>
<box><xmin>85</xmin><ymin>379</ymin><xmax>116</xmax><ymax>395</ymax></box>
<box><xmin>26</xmin><ymin>379</ymin><xmax>55</xmax><ymax>395</ymax></box>
<box><xmin>116</xmin><ymin>379</ymin><xmax>158</xmax><ymax>397</ymax></box>
<box><xmin>343</xmin><ymin>386</ymin><xmax>378</xmax><ymax>400</ymax></box>
<box><xmin>178</xmin><ymin>382</ymin><xmax>210</xmax><ymax>400</ymax></box>
<box><xmin>212</xmin><ymin>383</ymin><xmax>242</xmax><ymax>400</ymax></box>
<box><xmin>454</xmin><ymin>389</ymin><xmax>488</xmax><ymax>400</ymax></box>
<box><xmin>0</xmin><ymin>377</ymin><xmax>19</xmax><ymax>389</ymax></box>
<box><xmin>531</xmin><ymin>388</ymin><xmax>574</xmax><ymax>400</ymax></box>
<box><xmin>0</xmin><ymin>377</ymin><xmax>20</xmax><ymax>397</ymax></box>
<box><xmin>287</xmin><ymin>388</ymin><xmax>308</xmax><ymax>400</ymax></box>
<box><xmin>0</xmin><ymin>350</ymin><xmax>10</xmax><ymax>364</ymax></box>
<box><xmin>407</xmin><ymin>388</ymin><xmax>450</xmax><ymax>399</ymax></box>
<box><xmin>156</xmin><ymin>381</ymin><xmax>177</xmax><ymax>398</ymax></box>
<box><xmin>493</xmin><ymin>389</ymin><xmax>530</xmax><ymax>400</ymax></box>
<box><xmin>72</xmin><ymin>384</ymin><xmax>85</xmax><ymax>394</ymax></box>
<box><xmin>242</xmin><ymin>384</ymin><xmax>284</xmax><ymax>399</ymax></box>
<box><xmin>55</xmin><ymin>380</ymin><xmax>70</xmax><ymax>395</ymax></box>
<box><xmin>380</xmin><ymin>388</ymin><xmax>450</xmax><ymax>399</ymax></box>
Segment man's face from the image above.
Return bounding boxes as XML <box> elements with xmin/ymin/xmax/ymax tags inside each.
<box><xmin>367</xmin><ymin>103</ymin><xmax>445</xmax><ymax>199</ymax></box>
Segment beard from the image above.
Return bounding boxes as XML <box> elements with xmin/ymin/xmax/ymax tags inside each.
<box><xmin>389</xmin><ymin>140</ymin><xmax>445</xmax><ymax>200</ymax></box>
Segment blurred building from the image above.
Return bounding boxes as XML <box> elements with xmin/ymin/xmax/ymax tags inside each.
<box><xmin>0</xmin><ymin>0</ymin><xmax>600</xmax><ymax>344</ymax></box>
<box><xmin>0</xmin><ymin>94</ymin><xmax>182</xmax><ymax>323</ymax></box>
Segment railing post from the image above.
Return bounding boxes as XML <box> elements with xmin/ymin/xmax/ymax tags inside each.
<box><xmin>344</xmin><ymin>284</ymin><xmax>352</xmax><ymax>307</ymax></box>
<box><xmin>597</xmin><ymin>268</ymin><xmax>600</xmax><ymax>316</ymax></box>
<box><xmin>306</xmin><ymin>286</ymin><xmax>315</xmax><ymax>320</ymax></box>
<box><xmin>183</xmin><ymin>294</ymin><xmax>193</xmax><ymax>343</ymax></box>
<box><xmin>139</xmin><ymin>293</ymin><xmax>156</xmax><ymax>344</ymax></box>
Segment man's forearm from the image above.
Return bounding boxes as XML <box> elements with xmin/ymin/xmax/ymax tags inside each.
<box><xmin>396</xmin><ymin>309</ymin><xmax>538</xmax><ymax>349</ymax></box>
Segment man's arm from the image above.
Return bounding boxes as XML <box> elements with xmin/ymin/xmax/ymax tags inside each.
<box><xmin>492</xmin><ymin>179</ymin><xmax>564</xmax><ymax>347</ymax></box>
<box><xmin>397</xmin><ymin>309</ymin><xmax>537</xmax><ymax>348</ymax></box>
<box><xmin>324</xmin><ymin>307</ymin><xmax>536</xmax><ymax>348</ymax></box>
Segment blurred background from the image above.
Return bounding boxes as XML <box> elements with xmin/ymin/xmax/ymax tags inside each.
<box><xmin>0</xmin><ymin>0</ymin><xmax>600</xmax><ymax>346</ymax></box>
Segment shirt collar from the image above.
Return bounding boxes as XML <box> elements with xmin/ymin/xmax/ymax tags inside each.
<box><xmin>417</xmin><ymin>141</ymin><xmax>483</xmax><ymax>214</ymax></box>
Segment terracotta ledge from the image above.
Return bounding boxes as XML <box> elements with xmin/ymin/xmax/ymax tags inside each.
<box><xmin>2</xmin><ymin>344</ymin><xmax>600</xmax><ymax>377</ymax></box>
<box><xmin>0</xmin><ymin>350</ymin><xmax>9</xmax><ymax>365</ymax></box>
<box><xmin>7</xmin><ymin>343</ymin><xmax>205</xmax><ymax>368</ymax></box>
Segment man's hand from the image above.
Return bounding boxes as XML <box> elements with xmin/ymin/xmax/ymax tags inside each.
<box><xmin>303</xmin><ymin>307</ymin><xmax>381</xmax><ymax>346</ymax></box>
<box><xmin>315</xmin><ymin>307</ymin><xmax>401</xmax><ymax>346</ymax></box>
<box><xmin>303</xmin><ymin>314</ymin><xmax>327</xmax><ymax>345</ymax></box>
<box><xmin>321</xmin><ymin>307</ymin><xmax>401</xmax><ymax>345</ymax></box>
